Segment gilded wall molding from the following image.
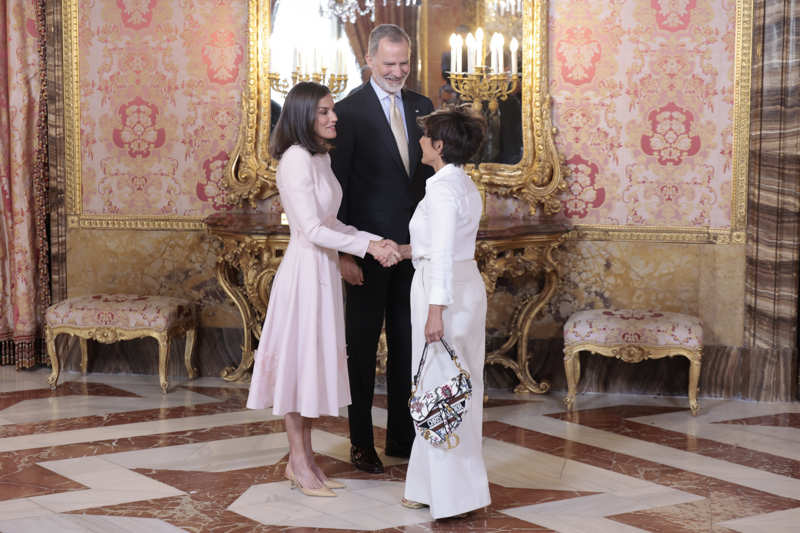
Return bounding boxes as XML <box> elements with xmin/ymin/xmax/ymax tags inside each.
<box><xmin>730</xmin><ymin>0</ymin><xmax>753</xmax><ymax>242</ymax></box>
<box><xmin>63</xmin><ymin>0</ymin><xmax>80</xmax><ymax>217</ymax></box>
<box><xmin>66</xmin><ymin>215</ymin><xmax>206</xmax><ymax>231</ymax></box>
<box><xmin>568</xmin><ymin>226</ymin><xmax>741</xmax><ymax>245</ymax></box>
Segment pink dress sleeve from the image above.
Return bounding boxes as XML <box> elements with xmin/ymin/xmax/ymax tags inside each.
<box><xmin>277</xmin><ymin>147</ymin><xmax>377</xmax><ymax>258</ymax></box>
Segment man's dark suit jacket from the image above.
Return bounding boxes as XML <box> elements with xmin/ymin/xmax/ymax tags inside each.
<box><xmin>331</xmin><ymin>82</ymin><xmax>435</xmax><ymax>242</ymax></box>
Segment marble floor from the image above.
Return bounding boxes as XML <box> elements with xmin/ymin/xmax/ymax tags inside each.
<box><xmin>1</xmin><ymin>368</ymin><xmax>800</xmax><ymax>532</ymax></box>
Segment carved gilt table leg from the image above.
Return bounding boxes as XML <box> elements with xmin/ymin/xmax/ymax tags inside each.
<box><xmin>215</xmin><ymin>261</ymin><xmax>255</xmax><ymax>382</ymax></box>
<box><xmin>513</xmin><ymin>247</ymin><xmax>560</xmax><ymax>393</ymax></box>
<box><xmin>211</xmin><ymin>232</ymin><xmax>284</xmax><ymax>384</ymax></box>
<box><xmin>482</xmin><ymin>237</ymin><xmax>563</xmax><ymax>395</ymax></box>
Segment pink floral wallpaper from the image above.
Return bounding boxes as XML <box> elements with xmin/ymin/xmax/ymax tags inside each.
<box><xmin>78</xmin><ymin>0</ymin><xmax>246</xmax><ymax>217</ymax></box>
<box><xmin>547</xmin><ymin>0</ymin><xmax>736</xmax><ymax>229</ymax></box>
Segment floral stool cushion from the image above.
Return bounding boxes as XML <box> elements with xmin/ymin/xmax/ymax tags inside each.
<box><xmin>563</xmin><ymin>309</ymin><xmax>703</xmax><ymax>415</ymax></box>
<box><xmin>564</xmin><ymin>309</ymin><xmax>703</xmax><ymax>351</ymax></box>
<box><xmin>45</xmin><ymin>294</ymin><xmax>198</xmax><ymax>393</ymax></box>
<box><xmin>45</xmin><ymin>294</ymin><xmax>195</xmax><ymax>331</ymax></box>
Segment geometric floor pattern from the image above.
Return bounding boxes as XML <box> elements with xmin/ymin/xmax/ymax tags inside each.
<box><xmin>2</xmin><ymin>367</ymin><xmax>800</xmax><ymax>532</ymax></box>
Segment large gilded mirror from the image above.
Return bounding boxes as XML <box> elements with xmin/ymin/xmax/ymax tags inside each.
<box><xmin>224</xmin><ymin>0</ymin><xmax>565</xmax><ymax>215</ymax></box>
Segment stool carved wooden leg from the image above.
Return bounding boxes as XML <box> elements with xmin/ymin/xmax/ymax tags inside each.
<box><xmin>156</xmin><ymin>333</ymin><xmax>170</xmax><ymax>394</ymax></box>
<box><xmin>46</xmin><ymin>326</ymin><xmax>60</xmax><ymax>389</ymax></box>
<box><xmin>688</xmin><ymin>349</ymin><xmax>702</xmax><ymax>416</ymax></box>
<box><xmin>563</xmin><ymin>347</ymin><xmax>580</xmax><ymax>411</ymax></box>
<box><xmin>184</xmin><ymin>328</ymin><xmax>198</xmax><ymax>379</ymax></box>
<box><xmin>79</xmin><ymin>338</ymin><xmax>89</xmax><ymax>375</ymax></box>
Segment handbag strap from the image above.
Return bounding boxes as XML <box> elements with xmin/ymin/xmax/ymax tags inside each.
<box><xmin>410</xmin><ymin>337</ymin><xmax>470</xmax><ymax>397</ymax></box>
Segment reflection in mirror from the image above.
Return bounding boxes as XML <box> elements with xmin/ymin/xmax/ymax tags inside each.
<box><xmin>226</xmin><ymin>0</ymin><xmax>564</xmax><ymax>214</ymax></box>
<box><xmin>431</xmin><ymin>2</ymin><xmax>523</xmax><ymax>165</ymax></box>
<box><xmin>270</xmin><ymin>0</ymin><xmax>363</xmax><ymax>104</ymax></box>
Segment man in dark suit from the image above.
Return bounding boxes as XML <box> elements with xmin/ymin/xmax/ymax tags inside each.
<box><xmin>331</xmin><ymin>24</ymin><xmax>434</xmax><ymax>474</ymax></box>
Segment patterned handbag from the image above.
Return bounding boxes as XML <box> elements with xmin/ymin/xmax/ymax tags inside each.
<box><xmin>408</xmin><ymin>338</ymin><xmax>472</xmax><ymax>449</ymax></box>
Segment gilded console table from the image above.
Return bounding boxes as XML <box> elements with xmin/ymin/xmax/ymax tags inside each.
<box><xmin>205</xmin><ymin>212</ymin><xmax>288</xmax><ymax>382</ymax></box>
<box><xmin>476</xmin><ymin>220</ymin><xmax>568</xmax><ymax>394</ymax></box>
<box><xmin>206</xmin><ymin>212</ymin><xmax>568</xmax><ymax>391</ymax></box>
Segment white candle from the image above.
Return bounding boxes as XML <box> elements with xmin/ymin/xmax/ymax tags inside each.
<box><xmin>299</xmin><ymin>46</ymin><xmax>304</xmax><ymax>75</ymax></box>
<box><xmin>509</xmin><ymin>37</ymin><xmax>519</xmax><ymax>74</ymax></box>
<box><xmin>449</xmin><ymin>33</ymin><xmax>457</xmax><ymax>72</ymax></box>
<box><xmin>475</xmin><ymin>28</ymin><xmax>484</xmax><ymax>68</ymax></box>
<box><xmin>497</xmin><ymin>34</ymin><xmax>505</xmax><ymax>73</ymax></box>
<box><xmin>455</xmin><ymin>34</ymin><xmax>463</xmax><ymax>73</ymax></box>
<box><xmin>466</xmin><ymin>33</ymin><xmax>476</xmax><ymax>73</ymax></box>
<box><xmin>490</xmin><ymin>33</ymin><xmax>500</xmax><ymax>73</ymax></box>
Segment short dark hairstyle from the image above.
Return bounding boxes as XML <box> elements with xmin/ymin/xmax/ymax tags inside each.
<box><xmin>269</xmin><ymin>82</ymin><xmax>332</xmax><ymax>159</ymax></box>
<box><xmin>417</xmin><ymin>107</ymin><xmax>487</xmax><ymax>166</ymax></box>
<box><xmin>367</xmin><ymin>24</ymin><xmax>411</xmax><ymax>56</ymax></box>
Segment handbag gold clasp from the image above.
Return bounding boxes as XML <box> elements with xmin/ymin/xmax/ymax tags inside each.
<box><xmin>444</xmin><ymin>433</ymin><xmax>460</xmax><ymax>449</ymax></box>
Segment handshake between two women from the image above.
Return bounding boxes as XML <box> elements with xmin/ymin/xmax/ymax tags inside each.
<box><xmin>340</xmin><ymin>240</ymin><xmax>412</xmax><ymax>287</ymax></box>
<box><xmin>367</xmin><ymin>239</ymin><xmax>407</xmax><ymax>267</ymax></box>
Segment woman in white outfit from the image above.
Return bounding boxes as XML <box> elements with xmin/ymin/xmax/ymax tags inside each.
<box><xmin>398</xmin><ymin>108</ymin><xmax>490</xmax><ymax>519</ymax></box>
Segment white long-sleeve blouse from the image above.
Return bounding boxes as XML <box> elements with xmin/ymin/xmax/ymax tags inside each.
<box><xmin>408</xmin><ymin>163</ymin><xmax>482</xmax><ymax>306</ymax></box>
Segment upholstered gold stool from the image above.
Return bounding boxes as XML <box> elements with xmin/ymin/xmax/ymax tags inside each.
<box><xmin>45</xmin><ymin>294</ymin><xmax>198</xmax><ymax>393</ymax></box>
<box><xmin>563</xmin><ymin>309</ymin><xmax>703</xmax><ymax>415</ymax></box>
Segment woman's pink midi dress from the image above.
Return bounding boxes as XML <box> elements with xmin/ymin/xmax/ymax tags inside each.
<box><xmin>246</xmin><ymin>145</ymin><xmax>379</xmax><ymax>417</ymax></box>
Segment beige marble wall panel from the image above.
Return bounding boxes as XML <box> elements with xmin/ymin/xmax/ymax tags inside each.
<box><xmin>487</xmin><ymin>240</ymin><xmax>745</xmax><ymax>346</ymax></box>
<box><xmin>698</xmin><ymin>243</ymin><xmax>745</xmax><ymax>346</ymax></box>
<box><xmin>66</xmin><ymin>229</ymin><xmax>239</xmax><ymax>328</ymax></box>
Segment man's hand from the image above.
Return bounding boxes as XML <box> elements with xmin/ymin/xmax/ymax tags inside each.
<box><xmin>340</xmin><ymin>254</ymin><xmax>364</xmax><ymax>286</ymax></box>
<box><xmin>367</xmin><ymin>239</ymin><xmax>402</xmax><ymax>267</ymax></box>
<box><xmin>398</xmin><ymin>244</ymin><xmax>412</xmax><ymax>260</ymax></box>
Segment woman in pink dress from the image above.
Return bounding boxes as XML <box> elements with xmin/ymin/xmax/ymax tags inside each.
<box><xmin>246</xmin><ymin>82</ymin><xmax>399</xmax><ymax>497</ymax></box>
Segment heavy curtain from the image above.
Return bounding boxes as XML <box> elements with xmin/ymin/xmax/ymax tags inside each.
<box><xmin>745</xmin><ymin>0</ymin><xmax>799</xmax><ymax>353</ymax></box>
<box><xmin>343</xmin><ymin>3</ymin><xmax>420</xmax><ymax>90</ymax></box>
<box><xmin>0</xmin><ymin>0</ymin><xmax>50</xmax><ymax>368</ymax></box>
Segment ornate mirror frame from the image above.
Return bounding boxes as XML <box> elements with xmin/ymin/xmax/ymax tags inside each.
<box><xmin>223</xmin><ymin>0</ymin><xmax>566</xmax><ymax>215</ymax></box>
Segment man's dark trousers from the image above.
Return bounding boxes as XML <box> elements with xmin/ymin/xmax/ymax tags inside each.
<box><xmin>345</xmin><ymin>256</ymin><xmax>414</xmax><ymax>455</ymax></box>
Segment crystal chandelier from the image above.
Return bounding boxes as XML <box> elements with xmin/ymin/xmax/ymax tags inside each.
<box><xmin>488</xmin><ymin>0</ymin><xmax>522</xmax><ymax>17</ymax></box>
<box><xmin>321</xmin><ymin>0</ymin><xmax>417</xmax><ymax>24</ymax></box>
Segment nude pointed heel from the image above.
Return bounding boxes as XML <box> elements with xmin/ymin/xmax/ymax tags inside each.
<box><xmin>285</xmin><ymin>469</ymin><xmax>336</xmax><ymax>497</ymax></box>
<box><xmin>324</xmin><ymin>479</ymin><xmax>346</xmax><ymax>489</ymax></box>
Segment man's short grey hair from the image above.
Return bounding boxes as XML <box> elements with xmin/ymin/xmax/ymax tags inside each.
<box><xmin>367</xmin><ymin>24</ymin><xmax>411</xmax><ymax>56</ymax></box>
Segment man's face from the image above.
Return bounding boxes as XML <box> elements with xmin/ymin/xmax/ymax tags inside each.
<box><xmin>366</xmin><ymin>37</ymin><xmax>411</xmax><ymax>94</ymax></box>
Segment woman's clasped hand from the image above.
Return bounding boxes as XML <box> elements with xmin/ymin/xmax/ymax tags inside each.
<box><xmin>367</xmin><ymin>239</ymin><xmax>403</xmax><ymax>267</ymax></box>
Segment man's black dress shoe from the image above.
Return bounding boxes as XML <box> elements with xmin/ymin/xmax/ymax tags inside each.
<box><xmin>350</xmin><ymin>445</ymin><xmax>384</xmax><ymax>474</ymax></box>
